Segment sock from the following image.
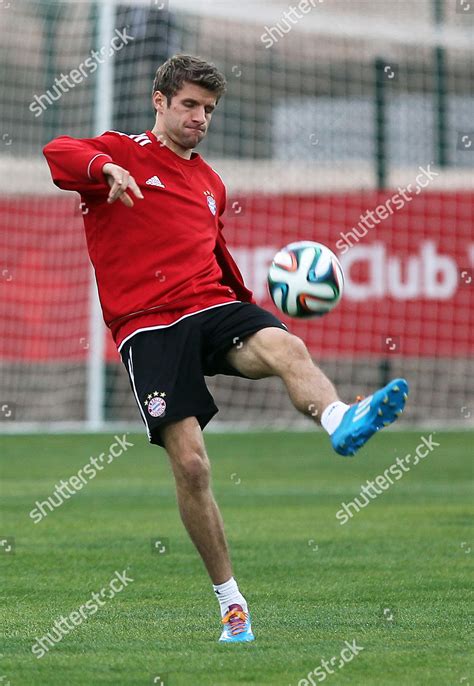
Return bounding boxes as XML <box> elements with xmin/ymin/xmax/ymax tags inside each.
<box><xmin>212</xmin><ymin>576</ymin><xmax>248</xmax><ymax>617</ymax></box>
<box><xmin>321</xmin><ymin>401</ymin><xmax>350</xmax><ymax>435</ymax></box>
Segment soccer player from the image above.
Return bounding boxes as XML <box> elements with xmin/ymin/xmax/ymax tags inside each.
<box><xmin>43</xmin><ymin>54</ymin><xmax>408</xmax><ymax>643</ymax></box>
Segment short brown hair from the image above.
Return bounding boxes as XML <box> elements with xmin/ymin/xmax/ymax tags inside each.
<box><xmin>152</xmin><ymin>54</ymin><xmax>227</xmax><ymax>109</ymax></box>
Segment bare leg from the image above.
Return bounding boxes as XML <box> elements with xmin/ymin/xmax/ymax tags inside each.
<box><xmin>226</xmin><ymin>327</ymin><xmax>339</xmax><ymax>423</ymax></box>
<box><xmin>161</xmin><ymin>417</ymin><xmax>232</xmax><ymax>584</ymax></box>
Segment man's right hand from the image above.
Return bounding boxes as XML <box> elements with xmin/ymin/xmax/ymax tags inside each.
<box><xmin>102</xmin><ymin>162</ymin><xmax>144</xmax><ymax>208</ymax></box>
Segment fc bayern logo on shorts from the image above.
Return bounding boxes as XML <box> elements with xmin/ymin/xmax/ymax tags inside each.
<box><xmin>148</xmin><ymin>397</ymin><xmax>166</xmax><ymax>417</ymax></box>
<box><xmin>204</xmin><ymin>190</ymin><xmax>217</xmax><ymax>216</ymax></box>
<box><xmin>144</xmin><ymin>391</ymin><xmax>167</xmax><ymax>418</ymax></box>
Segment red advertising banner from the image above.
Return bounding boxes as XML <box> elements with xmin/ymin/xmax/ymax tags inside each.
<box><xmin>0</xmin><ymin>191</ymin><xmax>472</xmax><ymax>361</ymax></box>
<box><xmin>225</xmin><ymin>191</ymin><xmax>473</xmax><ymax>358</ymax></box>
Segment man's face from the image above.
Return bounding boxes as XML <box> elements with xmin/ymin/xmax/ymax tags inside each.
<box><xmin>153</xmin><ymin>82</ymin><xmax>217</xmax><ymax>150</ymax></box>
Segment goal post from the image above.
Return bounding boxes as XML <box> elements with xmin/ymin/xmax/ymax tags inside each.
<box><xmin>86</xmin><ymin>0</ymin><xmax>115</xmax><ymax>430</ymax></box>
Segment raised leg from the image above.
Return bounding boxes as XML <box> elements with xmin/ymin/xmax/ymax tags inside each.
<box><xmin>226</xmin><ymin>327</ymin><xmax>339</xmax><ymax>423</ymax></box>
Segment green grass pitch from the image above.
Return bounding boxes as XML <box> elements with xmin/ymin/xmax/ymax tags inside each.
<box><xmin>1</xmin><ymin>430</ymin><xmax>472</xmax><ymax>685</ymax></box>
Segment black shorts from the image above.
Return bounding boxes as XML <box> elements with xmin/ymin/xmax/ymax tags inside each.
<box><xmin>120</xmin><ymin>302</ymin><xmax>287</xmax><ymax>447</ymax></box>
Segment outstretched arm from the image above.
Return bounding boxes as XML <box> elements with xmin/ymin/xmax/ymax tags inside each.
<box><xmin>43</xmin><ymin>133</ymin><xmax>143</xmax><ymax>207</ymax></box>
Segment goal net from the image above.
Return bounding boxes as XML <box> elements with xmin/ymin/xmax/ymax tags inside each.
<box><xmin>1</xmin><ymin>0</ymin><xmax>473</xmax><ymax>432</ymax></box>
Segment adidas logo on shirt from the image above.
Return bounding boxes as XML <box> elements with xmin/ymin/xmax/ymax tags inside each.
<box><xmin>146</xmin><ymin>175</ymin><xmax>165</xmax><ymax>188</ymax></box>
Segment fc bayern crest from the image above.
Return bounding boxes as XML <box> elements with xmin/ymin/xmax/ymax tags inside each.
<box><xmin>144</xmin><ymin>391</ymin><xmax>167</xmax><ymax>417</ymax></box>
<box><xmin>204</xmin><ymin>190</ymin><xmax>217</xmax><ymax>215</ymax></box>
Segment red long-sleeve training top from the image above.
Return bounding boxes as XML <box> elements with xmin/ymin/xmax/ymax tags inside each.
<box><xmin>43</xmin><ymin>129</ymin><xmax>254</xmax><ymax>350</ymax></box>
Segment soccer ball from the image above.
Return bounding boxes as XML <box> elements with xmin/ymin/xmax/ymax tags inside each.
<box><xmin>267</xmin><ymin>241</ymin><xmax>344</xmax><ymax>318</ymax></box>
